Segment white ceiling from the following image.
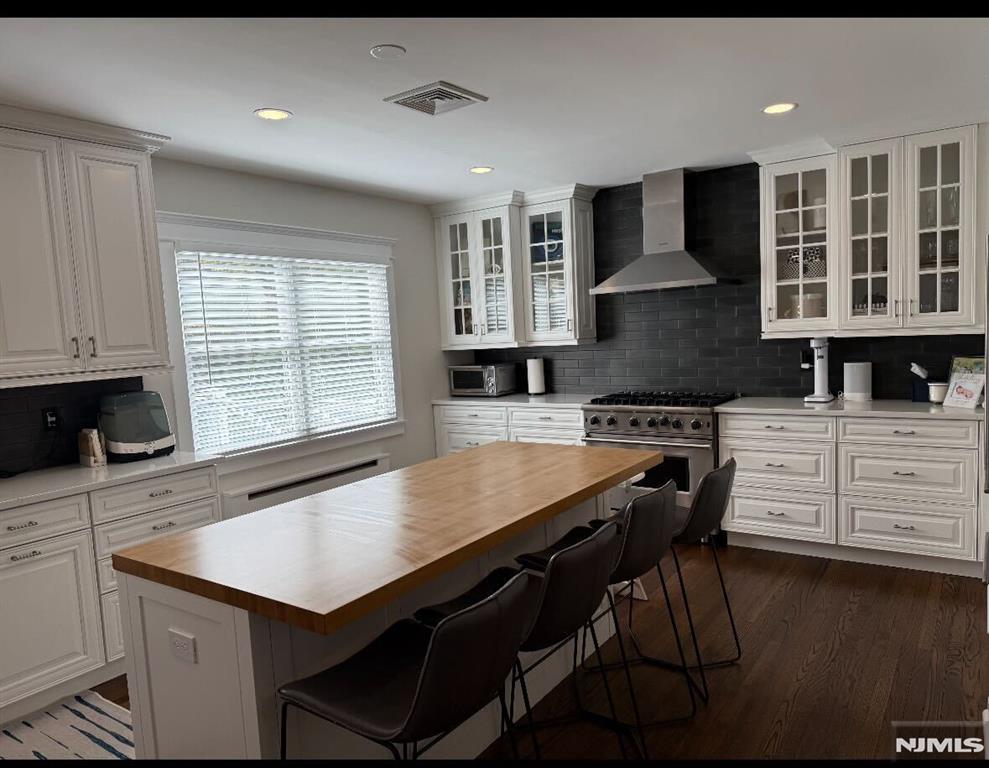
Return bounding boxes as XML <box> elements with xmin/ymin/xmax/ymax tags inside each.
<box><xmin>1</xmin><ymin>18</ymin><xmax>987</xmax><ymax>203</ymax></box>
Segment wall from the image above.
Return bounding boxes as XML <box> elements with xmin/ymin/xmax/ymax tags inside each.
<box><xmin>477</xmin><ymin>164</ymin><xmax>984</xmax><ymax>399</ymax></box>
<box><xmin>146</xmin><ymin>158</ymin><xmax>448</xmax><ymax>487</ymax></box>
<box><xmin>0</xmin><ymin>377</ymin><xmax>141</xmax><ymax>475</ymax></box>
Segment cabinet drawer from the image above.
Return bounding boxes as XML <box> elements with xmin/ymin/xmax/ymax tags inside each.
<box><xmin>719</xmin><ymin>413</ymin><xmax>835</xmax><ymax>441</ymax></box>
<box><xmin>0</xmin><ymin>494</ymin><xmax>90</xmax><ymax>549</ymax></box>
<box><xmin>720</xmin><ymin>438</ymin><xmax>834</xmax><ymax>492</ymax></box>
<box><xmin>509</xmin><ymin>407</ymin><xmax>583</xmax><ymax>429</ymax></box>
<box><xmin>95</xmin><ymin>497</ymin><xmax>220</xmax><ymax>559</ymax></box>
<box><xmin>839</xmin><ymin>495</ymin><xmax>975</xmax><ymax>560</ymax></box>
<box><xmin>436</xmin><ymin>405</ymin><xmax>507</xmax><ymax>425</ymax></box>
<box><xmin>101</xmin><ymin>591</ymin><xmax>125</xmax><ymax>662</ymax></box>
<box><xmin>723</xmin><ymin>489</ymin><xmax>834</xmax><ymax>543</ymax></box>
<box><xmin>838</xmin><ymin>417</ymin><xmax>978</xmax><ymax>448</ymax></box>
<box><xmin>839</xmin><ymin>444</ymin><xmax>976</xmax><ymax>504</ymax></box>
<box><xmin>442</xmin><ymin>426</ymin><xmax>508</xmax><ymax>454</ymax></box>
<box><xmin>509</xmin><ymin>427</ymin><xmax>584</xmax><ymax>446</ymax></box>
<box><xmin>91</xmin><ymin>466</ymin><xmax>218</xmax><ymax>523</ymax></box>
<box><xmin>97</xmin><ymin>556</ymin><xmax>117</xmax><ymax>593</ymax></box>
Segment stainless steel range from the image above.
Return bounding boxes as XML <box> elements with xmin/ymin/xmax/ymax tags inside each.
<box><xmin>582</xmin><ymin>391</ymin><xmax>736</xmax><ymax>510</ymax></box>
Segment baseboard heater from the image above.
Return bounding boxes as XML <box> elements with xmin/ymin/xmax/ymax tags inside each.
<box><xmin>246</xmin><ymin>458</ymin><xmax>380</xmax><ymax>501</ymax></box>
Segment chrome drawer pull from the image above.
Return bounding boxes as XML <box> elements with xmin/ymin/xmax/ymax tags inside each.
<box><xmin>892</xmin><ymin>430</ymin><xmax>916</xmax><ymax>435</ymax></box>
<box><xmin>465</xmin><ymin>441</ymin><xmax>480</xmax><ymax>447</ymax></box>
<box><xmin>766</xmin><ymin>510</ymin><xmax>786</xmax><ymax>517</ymax></box>
<box><xmin>152</xmin><ymin>521</ymin><xmax>176</xmax><ymax>531</ymax></box>
<box><xmin>467</xmin><ymin>413</ymin><xmax>479</xmax><ymax>417</ymax></box>
<box><xmin>10</xmin><ymin>550</ymin><xmax>42</xmax><ymax>562</ymax></box>
<box><xmin>764</xmin><ymin>462</ymin><xmax>786</xmax><ymax>468</ymax></box>
<box><xmin>764</xmin><ymin>425</ymin><xmax>785</xmax><ymax>430</ymax></box>
<box><xmin>892</xmin><ymin>471</ymin><xmax>916</xmax><ymax>477</ymax></box>
<box><xmin>149</xmin><ymin>489</ymin><xmax>174</xmax><ymax>498</ymax></box>
<box><xmin>6</xmin><ymin>520</ymin><xmax>39</xmax><ymax>531</ymax></box>
<box><xmin>538</xmin><ymin>416</ymin><xmax>553</xmax><ymax>421</ymax></box>
<box><xmin>892</xmin><ymin>524</ymin><xmax>916</xmax><ymax>531</ymax></box>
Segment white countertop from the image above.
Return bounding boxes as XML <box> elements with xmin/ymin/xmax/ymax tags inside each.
<box><xmin>432</xmin><ymin>393</ymin><xmax>588</xmax><ymax>408</ymax></box>
<box><xmin>715</xmin><ymin>397</ymin><xmax>985</xmax><ymax>421</ymax></box>
<box><xmin>0</xmin><ymin>450</ymin><xmax>217</xmax><ymax>511</ymax></box>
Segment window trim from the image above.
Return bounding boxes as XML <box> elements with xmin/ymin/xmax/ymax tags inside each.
<box><xmin>156</xmin><ymin>212</ymin><xmax>405</xmax><ymax>466</ymax></box>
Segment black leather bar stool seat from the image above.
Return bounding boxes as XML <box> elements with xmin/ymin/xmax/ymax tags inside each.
<box><xmin>513</xmin><ymin>525</ymin><xmax>595</xmax><ymax>572</ymax></box>
<box><xmin>415</xmin><ymin>567</ymin><xmax>538</xmax><ymax>630</ymax></box>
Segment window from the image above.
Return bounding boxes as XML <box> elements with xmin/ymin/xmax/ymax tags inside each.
<box><xmin>174</xmin><ymin>250</ymin><xmax>397</xmax><ymax>454</ymax></box>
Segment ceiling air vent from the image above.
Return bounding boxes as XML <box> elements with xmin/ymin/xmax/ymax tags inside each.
<box><xmin>384</xmin><ymin>81</ymin><xmax>488</xmax><ymax>116</ymax></box>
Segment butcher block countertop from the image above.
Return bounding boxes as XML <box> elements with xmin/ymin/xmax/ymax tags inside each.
<box><xmin>112</xmin><ymin>441</ymin><xmax>662</xmax><ymax>635</ymax></box>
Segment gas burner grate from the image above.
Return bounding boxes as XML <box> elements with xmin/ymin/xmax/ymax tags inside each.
<box><xmin>589</xmin><ymin>391</ymin><xmax>736</xmax><ymax>408</ymax></box>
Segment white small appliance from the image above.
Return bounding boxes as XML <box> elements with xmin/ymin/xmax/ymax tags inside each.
<box><xmin>526</xmin><ymin>358</ymin><xmax>546</xmax><ymax>395</ymax></box>
<box><xmin>804</xmin><ymin>337</ymin><xmax>835</xmax><ymax>403</ymax></box>
<box><xmin>843</xmin><ymin>362</ymin><xmax>872</xmax><ymax>402</ymax></box>
<box><xmin>99</xmin><ymin>391</ymin><xmax>176</xmax><ymax>462</ymax></box>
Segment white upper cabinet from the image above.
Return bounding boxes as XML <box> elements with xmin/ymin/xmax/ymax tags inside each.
<box><xmin>758</xmin><ymin>124</ymin><xmax>981</xmax><ymax>339</ymax></box>
<box><xmin>0</xmin><ymin>128</ymin><xmax>84</xmax><ymax>377</ymax></box>
<box><xmin>0</xmin><ymin>106</ymin><xmax>170</xmax><ymax>386</ymax></box>
<box><xmin>433</xmin><ymin>186</ymin><xmax>596</xmax><ymax>350</ymax></box>
<box><xmin>838</xmin><ymin>138</ymin><xmax>902</xmax><ymax>330</ymax></box>
<box><xmin>63</xmin><ymin>141</ymin><xmax>168</xmax><ymax>369</ymax></box>
<box><xmin>760</xmin><ymin>155</ymin><xmax>838</xmax><ymax>336</ymax></box>
<box><xmin>903</xmin><ymin>126</ymin><xmax>978</xmax><ymax>329</ymax></box>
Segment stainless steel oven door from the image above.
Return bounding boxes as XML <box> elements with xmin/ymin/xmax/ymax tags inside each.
<box><xmin>582</xmin><ymin>435</ymin><xmax>714</xmax><ymax>511</ymax></box>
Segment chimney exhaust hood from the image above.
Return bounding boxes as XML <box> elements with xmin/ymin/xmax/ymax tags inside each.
<box><xmin>590</xmin><ymin>168</ymin><xmax>723</xmax><ymax>295</ymax></box>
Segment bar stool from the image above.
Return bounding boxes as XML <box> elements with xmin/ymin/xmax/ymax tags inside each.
<box><xmin>277</xmin><ymin>568</ymin><xmax>538</xmax><ymax>760</ymax></box>
<box><xmin>416</xmin><ymin>521</ymin><xmax>626</xmax><ymax>759</ymax></box>
<box><xmin>624</xmin><ymin>459</ymin><xmax>740</xmax><ymax>703</ymax></box>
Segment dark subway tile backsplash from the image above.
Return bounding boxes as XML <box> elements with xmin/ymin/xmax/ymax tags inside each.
<box><xmin>0</xmin><ymin>377</ymin><xmax>143</xmax><ymax>474</ymax></box>
<box><xmin>476</xmin><ymin>164</ymin><xmax>984</xmax><ymax>398</ymax></box>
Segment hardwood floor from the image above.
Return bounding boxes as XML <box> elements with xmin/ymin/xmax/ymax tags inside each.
<box><xmin>483</xmin><ymin>544</ymin><xmax>989</xmax><ymax>761</ymax></box>
<box><xmin>93</xmin><ymin>544</ymin><xmax>988</xmax><ymax>760</ymax></box>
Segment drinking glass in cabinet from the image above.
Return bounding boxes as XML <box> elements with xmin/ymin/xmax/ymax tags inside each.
<box><xmin>870</xmin><ymin>276</ymin><xmax>888</xmax><ymax>315</ymax></box>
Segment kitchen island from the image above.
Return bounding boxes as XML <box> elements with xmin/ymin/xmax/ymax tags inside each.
<box><xmin>112</xmin><ymin>441</ymin><xmax>662</xmax><ymax>759</ymax></box>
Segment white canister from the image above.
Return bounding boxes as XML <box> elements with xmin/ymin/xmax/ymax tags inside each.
<box><xmin>526</xmin><ymin>358</ymin><xmax>546</xmax><ymax>395</ymax></box>
<box><xmin>843</xmin><ymin>362</ymin><xmax>872</xmax><ymax>402</ymax></box>
<box><xmin>928</xmin><ymin>382</ymin><xmax>949</xmax><ymax>404</ymax></box>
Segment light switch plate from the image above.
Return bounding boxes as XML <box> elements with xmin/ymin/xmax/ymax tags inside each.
<box><xmin>168</xmin><ymin>627</ymin><xmax>197</xmax><ymax>664</ymax></box>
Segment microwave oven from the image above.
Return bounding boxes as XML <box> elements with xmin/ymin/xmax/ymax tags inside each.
<box><xmin>448</xmin><ymin>364</ymin><xmax>517</xmax><ymax>396</ymax></box>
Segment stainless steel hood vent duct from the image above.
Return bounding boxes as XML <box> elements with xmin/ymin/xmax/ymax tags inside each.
<box><xmin>590</xmin><ymin>168</ymin><xmax>723</xmax><ymax>294</ymax></box>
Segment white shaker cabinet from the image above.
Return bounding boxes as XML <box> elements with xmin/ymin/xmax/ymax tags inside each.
<box><xmin>0</xmin><ymin>530</ymin><xmax>104</xmax><ymax>705</ymax></box>
<box><xmin>62</xmin><ymin>141</ymin><xmax>169</xmax><ymax>369</ymax></box>
<box><xmin>0</xmin><ymin>128</ymin><xmax>84</xmax><ymax>377</ymax></box>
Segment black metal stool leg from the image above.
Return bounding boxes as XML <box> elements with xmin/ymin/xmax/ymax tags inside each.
<box><xmin>586</xmin><ymin>620</ymin><xmax>629</xmax><ymax>759</ymax></box>
<box><xmin>671</xmin><ymin>547</ymin><xmax>709</xmax><ymax>702</ymax></box>
<box><xmin>498</xmin><ymin>688</ymin><xmax>520</xmax><ymax>760</ymax></box>
<box><xmin>606</xmin><ymin>591</ymin><xmax>648</xmax><ymax>757</ymax></box>
<box><xmin>280</xmin><ymin>700</ymin><xmax>290</xmax><ymax>759</ymax></box>
<box><xmin>709</xmin><ymin>541</ymin><xmax>743</xmax><ymax>666</ymax></box>
<box><xmin>515</xmin><ymin>659</ymin><xmax>542</xmax><ymax>760</ymax></box>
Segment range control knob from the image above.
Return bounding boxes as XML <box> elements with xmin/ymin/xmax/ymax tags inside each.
<box><xmin>628</xmin><ymin>416</ymin><xmax>640</xmax><ymax>427</ymax></box>
<box><xmin>671</xmin><ymin>418</ymin><xmax>683</xmax><ymax>429</ymax></box>
<box><xmin>690</xmin><ymin>418</ymin><xmax>703</xmax><ymax>430</ymax></box>
<box><xmin>588</xmin><ymin>415</ymin><xmax>600</xmax><ymax>426</ymax></box>
<box><xmin>658</xmin><ymin>415</ymin><xmax>671</xmax><ymax>427</ymax></box>
<box><xmin>646</xmin><ymin>417</ymin><xmax>658</xmax><ymax>428</ymax></box>
<box><xmin>606</xmin><ymin>415</ymin><xmax>617</xmax><ymax>426</ymax></box>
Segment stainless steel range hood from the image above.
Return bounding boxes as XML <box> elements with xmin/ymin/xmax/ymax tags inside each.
<box><xmin>590</xmin><ymin>168</ymin><xmax>722</xmax><ymax>294</ymax></box>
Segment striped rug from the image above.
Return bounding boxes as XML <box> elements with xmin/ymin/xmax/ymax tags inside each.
<box><xmin>0</xmin><ymin>691</ymin><xmax>134</xmax><ymax>760</ymax></box>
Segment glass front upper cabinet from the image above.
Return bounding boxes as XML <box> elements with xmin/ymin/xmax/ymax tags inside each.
<box><xmin>838</xmin><ymin>138</ymin><xmax>901</xmax><ymax>329</ymax></box>
<box><xmin>762</xmin><ymin>155</ymin><xmax>837</xmax><ymax>334</ymax></box>
<box><xmin>476</xmin><ymin>209</ymin><xmax>515</xmax><ymax>344</ymax></box>
<box><xmin>442</xmin><ymin>213</ymin><xmax>480</xmax><ymax>344</ymax></box>
<box><xmin>904</xmin><ymin>126</ymin><xmax>976</xmax><ymax>328</ymax></box>
<box><xmin>522</xmin><ymin>202</ymin><xmax>574</xmax><ymax>342</ymax></box>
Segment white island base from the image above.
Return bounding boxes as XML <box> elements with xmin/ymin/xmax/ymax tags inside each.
<box><xmin>117</xmin><ymin>496</ymin><xmax>616</xmax><ymax>759</ymax></box>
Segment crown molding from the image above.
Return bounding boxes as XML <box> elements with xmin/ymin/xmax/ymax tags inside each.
<box><xmin>156</xmin><ymin>211</ymin><xmax>397</xmax><ymax>248</ymax></box>
<box><xmin>0</xmin><ymin>103</ymin><xmax>169</xmax><ymax>153</ymax></box>
<box><xmin>747</xmin><ymin>138</ymin><xmax>836</xmax><ymax>166</ymax></box>
<box><xmin>523</xmin><ymin>183</ymin><xmax>597</xmax><ymax>205</ymax></box>
<box><xmin>429</xmin><ymin>190</ymin><xmax>525</xmax><ymax>217</ymax></box>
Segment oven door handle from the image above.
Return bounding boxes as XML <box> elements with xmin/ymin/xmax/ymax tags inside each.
<box><xmin>583</xmin><ymin>436</ymin><xmax>713</xmax><ymax>450</ymax></box>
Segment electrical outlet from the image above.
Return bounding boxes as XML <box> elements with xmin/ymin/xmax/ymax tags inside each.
<box><xmin>42</xmin><ymin>408</ymin><xmax>59</xmax><ymax>431</ymax></box>
<box><xmin>168</xmin><ymin>627</ymin><xmax>198</xmax><ymax>664</ymax></box>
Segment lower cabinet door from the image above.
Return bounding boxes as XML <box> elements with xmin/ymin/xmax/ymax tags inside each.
<box><xmin>436</xmin><ymin>424</ymin><xmax>508</xmax><ymax>455</ymax></box>
<box><xmin>838</xmin><ymin>495</ymin><xmax>976</xmax><ymax>560</ymax></box>
<box><xmin>0</xmin><ymin>530</ymin><xmax>104</xmax><ymax>706</ymax></box>
<box><xmin>101</xmin><ymin>591</ymin><xmax>125</xmax><ymax>661</ymax></box>
<box><xmin>509</xmin><ymin>427</ymin><xmax>584</xmax><ymax>445</ymax></box>
<box><xmin>723</xmin><ymin>487</ymin><xmax>835</xmax><ymax>543</ymax></box>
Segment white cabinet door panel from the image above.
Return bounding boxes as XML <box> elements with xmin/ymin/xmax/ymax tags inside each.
<box><xmin>720</xmin><ymin>438</ymin><xmax>834</xmax><ymax>492</ymax></box>
<box><xmin>723</xmin><ymin>488</ymin><xmax>834</xmax><ymax>543</ymax></box>
<box><xmin>0</xmin><ymin>494</ymin><xmax>91</xmax><ymax>550</ymax></box>
<box><xmin>839</xmin><ymin>495</ymin><xmax>975</xmax><ymax>560</ymax></box>
<box><xmin>0</xmin><ymin>530</ymin><xmax>103</xmax><ymax>706</ymax></box>
<box><xmin>837</xmin><ymin>417</ymin><xmax>979</xmax><ymax>449</ymax></box>
<box><xmin>101</xmin><ymin>591</ymin><xmax>125</xmax><ymax>662</ymax></box>
<box><xmin>63</xmin><ymin>140</ymin><xmax>168</xmax><ymax>369</ymax></box>
<box><xmin>436</xmin><ymin>424</ymin><xmax>508</xmax><ymax>455</ymax></box>
<box><xmin>0</xmin><ymin>128</ymin><xmax>83</xmax><ymax>377</ymax></box>
<box><xmin>839</xmin><ymin>444</ymin><xmax>976</xmax><ymax>504</ymax></box>
<box><xmin>719</xmin><ymin>413</ymin><xmax>835</xmax><ymax>441</ymax></box>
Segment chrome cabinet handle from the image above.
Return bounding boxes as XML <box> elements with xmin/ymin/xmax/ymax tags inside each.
<box><xmin>765</xmin><ymin>462</ymin><xmax>786</xmax><ymax>468</ymax></box>
<box><xmin>465</xmin><ymin>441</ymin><xmax>480</xmax><ymax>447</ymax></box>
<box><xmin>6</xmin><ymin>520</ymin><xmax>39</xmax><ymax>532</ymax></box>
<box><xmin>538</xmin><ymin>416</ymin><xmax>553</xmax><ymax>421</ymax></box>
<box><xmin>10</xmin><ymin>550</ymin><xmax>42</xmax><ymax>562</ymax></box>
<box><xmin>71</xmin><ymin>337</ymin><xmax>80</xmax><ymax>358</ymax></box>
<box><xmin>473</xmin><ymin>324</ymin><xmax>479</xmax><ymax>334</ymax></box>
<box><xmin>892</xmin><ymin>471</ymin><xmax>916</xmax><ymax>476</ymax></box>
<box><xmin>88</xmin><ymin>336</ymin><xmax>97</xmax><ymax>356</ymax></box>
<box><xmin>767</xmin><ymin>306</ymin><xmax>774</xmax><ymax>323</ymax></box>
<box><xmin>766</xmin><ymin>510</ymin><xmax>786</xmax><ymax>517</ymax></box>
<box><xmin>892</xmin><ymin>430</ymin><xmax>916</xmax><ymax>435</ymax></box>
<box><xmin>467</xmin><ymin>413</ymin><xmax>479</xmax><ymax>418</ymax></box>
<box><xmin>764</xmin><ymin>425</ymin><xmax>785</xmax><ymax>430</ymax></box>
<box><xmin>149</xmin><ymin>489</ymin><xmax>173</xmax><ymax>498</ymax></box>
<box><xmin>908</xmin><ymin>298</ymin><xmax>915</xmax><ymax>317</ymax></box>
<box><xmin>894</xmin><ymin>298</ymin><xmax>900</xmax><ymax>318</ymax></box>
<box><xmin>567</xmin><ymin>318</ymin><xmax>573</xmax><ymax>331</ymax></box>
<box><xmin>892</xmin><ymin>524</ymin><xmax>916</xmax><ymax>531</ymax></box>
<box><xmin>152</xmin><ymin>521</ymin><xmax>176</xmax><ymax>531</ymax></box>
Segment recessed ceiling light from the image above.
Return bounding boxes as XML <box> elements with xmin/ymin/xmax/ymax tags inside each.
<box><xmin>370</xmin><ymin>44</ymin><xmax>407</xmax><ymax>60</ymax></box>
<box><xmin>254</xmin><ymin>108</ymin><xmax>293</xmax><ymax>121</ymax></box>
<box><xmin>469</xmin><ymin>166</ymin><xmax>494</xmax><ymax>175</ymax></box>
<box><xmin>763</xmin><ymin>102</ymin><xmax>798</xmax><ymax>115</ymax></box>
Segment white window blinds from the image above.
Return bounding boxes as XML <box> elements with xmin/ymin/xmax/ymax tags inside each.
<box><xmin>175</xmin><ymin>250</ymin><xmax>397</xmax><ymax>454</ymax></box>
